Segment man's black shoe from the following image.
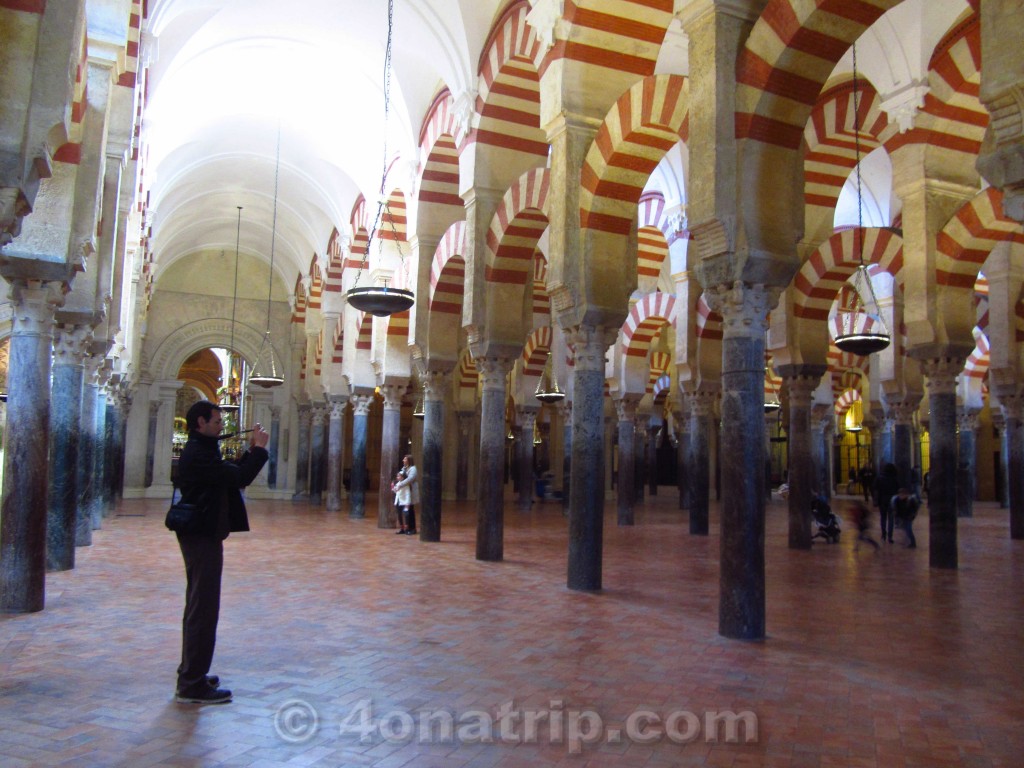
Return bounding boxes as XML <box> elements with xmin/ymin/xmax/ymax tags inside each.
<box><xmin>207</xmin><ymin>675</ymin><xmax>219</xmax><ymax>688</ymax></box>
<box><xmin>176</xmin><ymin>687</ymin><xmax>232</xmax><ymax>705</ymax></box>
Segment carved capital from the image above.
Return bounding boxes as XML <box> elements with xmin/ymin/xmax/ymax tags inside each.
<box><xmin>783</xmin><ymin>374</ymin><xmax>821</xmax><ymax>409</ymax></box>
<box><xmin>328</xmin><ymin>399</ymin><xmax>347</xmax><ymax>421</ymax></box>
<box><xmin>614</xmin><ymin>396</ymin><xmax>639</xmax><ymax>422</ymax></box>
<box><xmin>350</xmin><ymin>394</ymin><xmax>374</xmax><ymax>417</ymax></box>
<box><xmin>957</xmin><ymin>408</ymin><xmax>979</xmax><ymax>433</ymax></box>
<box><xmin>476</xmin><ymin>356</ymin><xmax>514</xmax><ymax>392</ymax></box>
<box><xmin>684</xmin><ymin>389</ymin><xmax>717</xmax><ymax>418</ymax></box>
<box><xmin>270</xmin><ymin>405</ymin><xmax>281</xmax><ymax>421</ymax></box>
<box><xmin>297</xmin><ymin>405</ymin><xmax>313</xmax><ymax>427</ymax></box>
<box><xmin>53</xmin><ymin>324</ymin><xmax>91</xmax><ymax>366</ymax></box>
<box><xmin>515</xmin><ymin>406</ymin><xmax>539</xmax><ymax>429</ymax></box>
<box><xmin>423</xmin><ymin>370</ymin><xmax>450</xmax><ymax>402</ymax></box>
<box><xmin>702</xmin><ymin>282</ymin><xmax>778</xmax><ymax>340</ymax></box>
<box><xmin>379</xmin><ymin>382</ymin><xmax>407</xmax><ymax>410</ymax></box>
<box><xmin>565</xmin><ymin>324</ymin><xmax>615</xmax><ymax>373</ymax></box>
<box><xmin>311</xmin><ymin>405</ymin><xmax>327</xmax><ymax>427</ymax></box>
<box><xmin>7</xmin><ymin>279</ymin><xmax>62</xmax><ymax>338</ymax></box>
<box><xmin>921</xmin><ymin>357</ymin><xmax>962</xmax><ymax>396</ymax></box>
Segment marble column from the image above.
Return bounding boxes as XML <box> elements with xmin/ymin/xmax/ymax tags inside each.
<box><xmin>268</xmin><ymin>405</ymin><xmax>281</xmax><ymax>487</ymax></box>
<box><xmin>0</xmin><ymin>280</ymin><xmax>61</xmax><ymax>613</ymax></box>
<box><xmin>557</xmin><ymin>399</ymin><xmax>572</xmax><ymax>517</ymax></box>
<box><xmin>998</xmin><ymin>395</ymin><xmax>1024</xmax><ymax>539</ymax></box>
<box><xmin>567</xmin><ymin>325</ymin><xmax>615</xmax><ymax>590</ymax></box>
<box><xmin>377</xmin><ymin>383</ymin><xmax>406</xmax><ymax>528</ymax></box>
<box><xmin>686</xmin><ymin>390</ymin><xmax>715</xmax><ymax>535</ymax></box>
<box><xmin>634</xmin><ymin>416</ymin><xmax>648</xmax><ymax>504</ymax></box>
<box><xmin>476</xmin><ymin>357</ymin><xmax>513</xmax><ymax>561</ymax></box>
<box><xmin>92</xmin><ymin>378</ymin><xmax>108</xmax><ymax>526</ymax></box>
<box><xmin>993</xmin><ymin>413</ymin><xmax>1010</xmax><ymax>509</ymax></box>
<box><xmin>614</xmin><ymin>397</ymin><xmax>638</xmax><ymax>526</ymax></box>
<box><xmin>810</xmin><ymin>405</ymin><xmax>829</xmax><ymax>501</ymax></box>
<box><xmin>144</xmin><ymin>399</ymin><xmax>159</xmax><ymax>489</ymax></box>
<box><xmin>675</xmin><ymin>401</ymin><xmax>690</xmax><ymax>511</ymax></box>
<box><xmin>877</xmin><ymin>411</ymin><xmax>894</xmax><ymax>468</ymax></box>
<box><xmin>78</xmin><ymin>358</ymin><xmax>100</xmax><ymax>543</ymax></box>
<box><xmin>309</xmin><ymin>405</ymin><xmax>326</xmax><ymax>506</ymax></box>
<box><xmin>47</xmin><ymin>324</ymin><xmax>89</xmax><ymax>571</ymax></box>
<box><xmin>348</xmin><ymin>394</ymin><xmax>373</xmax><ymax>519</ymax></box>
<box><xmin>922</xmin><ymin>359</ymin><xmax>961</xmax><ymax>568</ymax></box>
<box><xmin>151</xmin><ymin>379</ymin><xmax>184</xmax><ymax>497</ymax></box>
<box><xmin>516</xmin><ymin>406</ymin><xmax>538</xmax><ymax>512</ymax></box>
<box><xmin>957</xmin><ymin>408</ymin><xmax>978</xmax><ymax>518</ymax></box>
<box><xmin>104</xmin><ymin>396</ymin><xmax>120</xmax><ymax>511</ymax></box>
<box><xmin>421</xmin><ymin>371</ymin><xmax>448</xmax><ymax>541</ymax></box>
<box><xmin>707</xmin><ymin>282</ymin><xmax>774</xmax><ymax>640</ymax></box>
<box><xmin>326</xmin><ymin>398</ymin><xmax>347</xmax><ymax>511</ymax></box>
<box><xmin>647</xmin><ymin>420</ymin><xmax>659</xmax><ymax>496</ymax></box>
<box><xmin>455</xmin><ymin>411</ymin><xmax>473</xmax><ymax>501</ymax></box>
<box><xmin>891</xmin><ymin>402</ymin><xmax>918</xmax><ymax>493</ymax></box>
<box><xmin>780</xmin><ymin>368</ymin><xmax>826</xmax><ymax>550</ymax></box>
<box><xmin>292</xmin><ymin>405</ymin><xmax>311</xmax><ymax>501</ymax></box>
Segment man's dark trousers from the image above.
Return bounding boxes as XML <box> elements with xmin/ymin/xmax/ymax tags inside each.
<box><xmin>176</xmin><ymin>532</ymin><xmax>223</xmax><ymax>695</ymax></box>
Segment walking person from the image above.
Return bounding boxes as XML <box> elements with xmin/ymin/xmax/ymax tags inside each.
<box><xmin>891</xmin><ymin>487</ymin><xmax>920</xmax><ymax>549</ymax></box>
<box><xmin>847</xmin><ymin>500</ymin><xmax>879</xmax><ymax>551</ymax></box>
<box><xmin>173</xmin><ymin>400</ymin><xmax>269</xmax><ymax>704</ymax></box>
<box><xmin>873</xmin><ymin>463</ymin><xmax>899</xmax><ymax>543</ymax></box>
<box><xmin>392</xmin><ymin>454</ymin><xmax>419</xmax><ymax>535</ymax></box>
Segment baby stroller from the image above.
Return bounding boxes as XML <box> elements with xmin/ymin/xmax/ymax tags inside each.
<box><xmin>811</xmin><ymin>495</ymin><xmax>841</xmax><ymax>543</ymax></box>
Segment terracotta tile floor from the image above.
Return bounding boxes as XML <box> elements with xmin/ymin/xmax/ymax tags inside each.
<box><xmin>2</xmin><ymin>491</ymin><xmax>1023</xmax><ymax>767</ymax></box>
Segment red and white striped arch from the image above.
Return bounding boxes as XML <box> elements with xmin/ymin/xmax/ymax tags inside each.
<box><xmin>794</xmin><ymin>228</ymin><xmax>903</xmax><ymax>321</ymax></box>
<box><xmin>345</xmin><ymin>197</ymin><xmax>371</xmax><ymax>279</ymax></box>
<box><xmin>736</xmin><ymin>0</ymin><xmax>899</xmax><ymax>150</ymax></box>
<box><xmin>485</xmin><ymin>167</ymin><xmax>550</xmax><ymax>287</ymax></box>
<box><xmin>581</xmin><ymin>75</ymin><xmax>688</xmax><ymax>236</ymax></box>
<box><xmin>417</xmin><ymin>90</ymin><xmax>463</xmax><ymax>211</ymax></box>
<box><xmin>638</xmin><ymin>191</ymin><xmax>671</xmax><ymax>280</ymax></box>
<box><xmin>313</xmin><ymin>331</ymin><xmax>323</xmax><ymax>378</ymax></box>
<box><xmin>936</xmin><ymin>187</ymin><xmax>1024</xmax><ymax>288</ymax></box>
<box><xmin>292</xmin><ymin>276</ymin><xmax>306</xmax><ymax>325</ymax></box>
<box><xmin>472</xmin><ymin>0</ymin><xmax>547</xmax><ymax>159</ymax></box>
<box><xmin>331</xmin><ymin>313</ymin><xmax>343</xmax><ymax>365</ymax></box>
<box><xmin>622</xmin><ymin>291</ymin><xmax>677</xmax><ymax>358</ymax></box>
<box><xmin>307</xmin><ymin>256</ymin><xmax>323</xmax><ymax>311</ymax></box>
<box><xmin>120</xmin><ymin>0</ymin><xmax>143</xmax><ymax>88</ymax></box>
<box><xmin>355</xmin><ymin>312</ymin><xmax>372</xmax><ymax>352</ymax></box>
<box><xmin>379</xmin><ymin>188</ymin><xmax>407</xmax><ymax>243</ymax></box>
<box><xmin>458</xmin><ymin>348</ymin><xmax>479</xmax><ymax>391</ymax></box>
<box><xmin>695</xmin><ymin>295</ymin><xmax>723</xmax><ymax>341</ymax></box>
<box><xmin>975</xmin><ymin>274</ymin><xmax>989</xmax><ymax>331</ymax></box>
<box><xmin>834</xmin><ymin>387</ymin><xmax>862</xmax><ymax>416</ymax></box>
<box><xmin>888</xmin><ymin>15</ymin><xmax>986</xmax><ymax>169</ymax></box>
<box><xmin>963</xmin><ymin>329</ymin><xmax>989</xmax><ymax>381</ymax></box>
<box><xmin>522</xmin><ymin>325</ymin><xmax>553</xmax><ymax>379</ymax></box>
<box><xmin>804</xmin><ymin>80</ymin><xmax>887</xmax><ymax>211</ymax></box>
<box><xmin>651</xmin><ymin>373</ymin><xmax>672</xmax><ymax>402</ymax></box>
<box><xmin>325</xmin><ymin>229</ymin><xmax>344</xmax><ymax>293</ymax></box>
<box><xmin>429</xmin><ymin>220</ymin><xmax>467</xmax><ymax>316</ymax></box>
<box><xmin>532</xmin><ymin>252</ymin><xmax>550</xmax><ymax>321</ymax></box>
<box><xmin>53</xmin><ymin>31</ymin><xmax>88</xmax><ymax>164</ymax></box>
<box><xmin>548</xmin><ymin>0</ymin><xmax>674</xmax><ymax>81</ymax></box>
<box><xmin>647</xmin><ymin>352</ymin><xmax>671</xmax><ymax>395</ymax></box>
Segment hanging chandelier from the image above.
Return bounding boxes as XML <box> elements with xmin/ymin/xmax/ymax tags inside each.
<box><xmin>412</xmin><ymin>383</ymin><xmax>425</xmax><ymax>419</ymax></box>
<box><xmin>534</xmin><ymin>351</ymin><xmax>565</xmax><ymax>403</ymax></box>
<box><xmin>763</xmin><ymin>367</ymin><xmax>781</xmax><ymax>414</ymax></box>
<box><xmin>834</xmin><ymin>41</ymin><xmax>891</xmax><ymax>357</ymax></box>
<box><xmin>249</xmin><ymin>128</ymin><xmax>285</xmax><ymax>388</ymax></box>
<box><xmin>219</xmin><ymin>207</ymin><xmax>243</xmax><ymax>412</ymax></box>
<box><xmin>345</xmin><ymin>0</ymin><xmax>414</xmax><ymax>317</ymax></box>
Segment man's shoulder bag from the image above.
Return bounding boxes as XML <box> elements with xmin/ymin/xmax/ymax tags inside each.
<box><xmin>165</xmin><ymin>490</ymin><xmax>206</xmax><ymax>535</ymax></box>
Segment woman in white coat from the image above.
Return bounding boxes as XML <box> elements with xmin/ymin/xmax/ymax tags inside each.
<box><xmin>393</xmin><ymin>454</ymin><xmax>420</xmax><ymax>535</ymax></box>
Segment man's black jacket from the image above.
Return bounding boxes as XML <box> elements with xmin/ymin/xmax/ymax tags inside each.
<box><xmin>177</xmin><ymin>432</ymin><xmax>268</xmax><ymax>539</ymax></box>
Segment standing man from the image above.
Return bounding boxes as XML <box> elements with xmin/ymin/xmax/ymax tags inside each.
<box><xmin>174</xmin><ymin>400</ymin><xmax>269</xmax><ymax>704</ymax></box>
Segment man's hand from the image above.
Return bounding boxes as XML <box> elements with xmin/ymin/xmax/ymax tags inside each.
<box><xmin>250</xmin><ymin>423</ymin><xmax>270</xmax><ymax>449</ymax></box>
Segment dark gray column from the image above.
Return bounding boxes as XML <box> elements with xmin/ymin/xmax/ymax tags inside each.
<box><xmin>922</xmin><ymin>359</ymin><xmax>961</xmax><ymax>568</ymax></box>
<box><xmin>557</xmin><ymin>399</ymin><xmax>572</xmax><ymax>517</ymax></box>
<box><xmin>268</xmin><ymin>405</ymin><xmax>281</xmax><ymax>487</ymax></box>
<box><xmin>780</xmin><ymin>367</ymin><xmax>825</xmax><ymax>550</ymax></box>
<box><xmin>348</xmin><ymin>394</ymin><xmax>373</xmax><ymax>519</ymax></box>
<box><xmin>104</xmin><ymin>396</ymin><xmax>120</xmax><ymax>511</ymax></box>
<box><xmin>309</xmin><ymin>405</ymin><xmax>326</xmax><ymax>506</ymax></box>
<box><xmin>810</xmin><ymin>404</ymin><xmax>829</xmax><ymax>501</ymax></box>
<box><xmin>291</xmin><ymin>405</ymin><xmax>311</xmax><ymax>501</ymax></box>
<box><xmin>0</xmin><ymin>280</ymin><xmax>60</xmax><ymax>613</ymax></box>
<box><xmin>567</xmin><ymin>325</ymin><xmax>615</xmax><ymax>590</ymax></box>
<box><xmin>892</xmin><ymin>401</ymin><xmax>918</xmax><ymax>492</ymax></box>
<box><xmin>614</xmin><ymin>397</ymin><xmax>638</xmax><ymax>526</ymax></box>
<box><xmin>686</xmin><ymin>390</ymin><xmax>715</xmax><ymax>535</ymax></box>
<box><xmin>111</xmin><ymin>388</ymin><xmax>129</xmax><ymax>502</ymax></box>
<box><xmin>144</xmin><ymin>399</ymin><xmax>158</xmax><ymax>488</ymax></box>
<box><xmin>78</xmin><ymin>359</ymin><xmax>100</xmax><ymax>541</ymax></box>
<box><xmin>92</xmin><ymin>380</ymin><xmax>108</xmax><ymax>526</ymax></box>
<box><xmin>476</xmin><ymin>357</ymin><xmax>513</xmax><ymax>561</ymax></box>
<box><xmin>707</xmin><ymin>282</ymin><xmax>774</xmax><ymax>640</ymax></box>
<box><xmin>675</xmin><ymin>400</ymin><xmax>690</xmax><ymax>510</ymax></box>
<box><xmin>995</xmin><ymin>413</ymin><xmax>1010</xmax><ymax>509</ymax></box>
<box><xmin>455</xmin><ymin>410</ymin><xmax>472</xmax><ymax>501</ymax></box>
<box><xmin>957</xmin><ymin>408</ymin><xmax>978</xmax><ymax>518</ymax></box>
<box><xmin>421</xmin><ymin>371</ymin><xmax>448</xmax><ymax>541</ymax></box>
<box><xmin>634</xmin><ymin>415</ymin><xmax>648</xmax><ymax>504</ymax></box>
<box><xmin>377</xmin><ymin>383</ymin><xmax>406</xmax><ymax>528</ymax></box>
<box><xmin>47</xmin><ymin>324</ymin><xmax>88</xmax><ymax>572</ymax></box>
<box><xmin>516</xmin><ymin>406</ymin><xmax>538</xmax><ymax>512</ymax></box>
<box><xmin>997</xmin><ymin>394</ymin><xmax>1024</xmax><ymax>539</ymax></box>
<box><xmin>877</xmin><ymin>411</ymin><xmax>894</xmax><ymax>468</ymax></box>
<box><xmin>647</xmin><ymin>419</ymin><xmax>658</xmax><ymax>496</ymax></box>
<box><xmin>326</xmin><ymin>398</ymin><xmax>347</xmax><ymax>511</ymax></box>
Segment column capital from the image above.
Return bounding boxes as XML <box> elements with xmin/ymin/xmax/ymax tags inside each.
<box><xmin>684</xmin><ymin>389</ymin><xmax>718</xmax><ymax>417</ymax></box>
<box><xmin>555</xmin><ymin>398</ymin><xmax>572</xmax><ymax>420</ymax></box>
<box><xmin>515</xmin><ymin>406</ymin><xmax>539</xmax><ymax>427</ymax></box>
<box><xmin>7</xmin><ymin>279</ymin><xmax>62</xmax><ymax>337</ymax></box>
<box><xmin>422</xmin><ymin>370</ymin><xmax>450</xmax><ymax>402</ymax></box>
<box><xmin>957</xmin><ymin>407</ymin><xmax>979</xmax><ymax>432</ymax></box>
<box><xmin>783</xmin><ymin>373</ymin><xmax>822</xmax><ymax>408</ymax></box>
<box><xmin>702</xmin><ymin>282</ymin><xmax>779</xmax><ymax>340</ymax></box>
<box><xmin>53</xmin><ymin>324</ymin><xmax>91</xmax><ymax>366</ymax></box>
<box><xmin>270</xmin><ymin>405</ymin><xmax>281</xmax><ymax>420</ymax></box>
<box><xmin>328</xmin><ymin>398</ymin><xmax>347</xmax><ymax>421</ymax></box>
<box><xmin>297</xmin><ymin>404</ymin><xmax>313</xmax><ymax>426</ymax></box>
<box><xmin>614</xmin><ymin>396</ymin><xmax>640</xmax><ymax>422</ymax></box>
<box><xmin>311</xmin><ymin>404</ymin><xmax>327</xmax><ymax>426</ymax></box>
<box><xmin>565</xmin><ymin>324</ymin><xmax>616</xmax><ymax>373</ymax></box>
<box><xmin>476</xmin><ymin>356</ymin><xmax>514</xmax><ymax>392</ymax></box>
<box><xmin>379</xmin><ymin>382</ymin><xmax>407</xmax><ymax>410</ymax></box>
<box><xmin>887</xmin><ymin>398</ymin><xmax>921</xmax><ymax>426</ymax></box>
<box><xmin>921</xmin><ymin>357</ymin><xmax>963</xmax><ymax>396</ymax></box>
<box><xmin>350</xmin><ymin>393</ymin><xmax>374</xmax><ymax>416</ymax></box>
